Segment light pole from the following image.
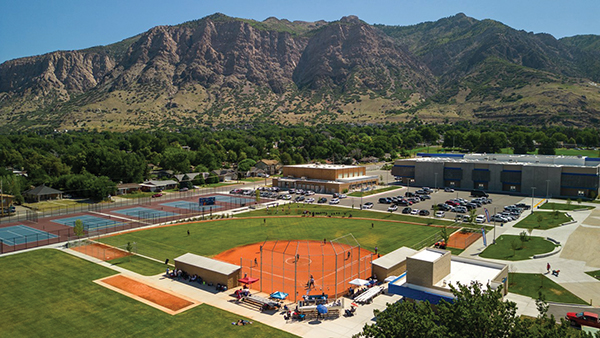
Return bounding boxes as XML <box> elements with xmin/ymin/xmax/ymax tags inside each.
<box><xmin>531</xmin><ymin>187</ymin><xmax>537</xmax><ymax>213</ymax></box>
<box><xmin>546</xmin><ymin>180</ymin><xmax>550</xmax><ymax>200</ymax></box>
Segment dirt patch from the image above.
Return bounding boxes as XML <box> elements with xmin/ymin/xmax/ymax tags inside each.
<box><xmin>447</xmin><ymin>231</ymin><xmax>482</xmax><ymax>249</ymax></box>
<box><xmin>561</xmin><ymin>226</ymin><xmax>600</xmax><ymax>268</ymax></box>
<box><xmin>71</xmin><ymin>242</ymin><xmax>131</xmax><ymax>261</ymax></box>
<box><xmin>99</xmin><ymin>275</ymin><xmax>195</xmax><ymax>313</ymax></box>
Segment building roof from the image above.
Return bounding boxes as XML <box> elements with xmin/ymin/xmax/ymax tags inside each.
<box><xmin>258</xmin><ymin>159</ymin><xmax>279</xmax><ymax>165</ymax></box>
<box><xmin>411</xmin><ymin>248</ymin><xmax>444</xmax><ymax>262</ymax></box>
<box><xmin>285</xmin><ymin>163</ymin><xmax>362</xmax><ymax>170</ymax></box>
<box><xmin>173</xmin><ymin>173</ymin><xmax>199</xmax><ymax>182</ymax></box>
<box><xmin>401</xmin><ymin>153</ymin><xmax>600</xmax><ymax>168</ymax></box>
<box><xmin>276</xmin><ymin>175</ymin><xmax>378</xmax><ymax>185</ymax></box>
<box><xmin>24</xmin><ymin>185</ymin><xmax>63</xmax><ymax>196</ymax></box>
<box><xmin>372</xmin><ymin>246</ymin><xmax>417</xmax><ymax>270</ymax></box>
<box><xmin>175</xmin><ymin>253</ymin><xmax>240</xmax><ymax>276</ymax></box>
<box><xmin>141</xmin><ymin>180</ymin><xmax>178</xmax><ymax>187</ymax></box>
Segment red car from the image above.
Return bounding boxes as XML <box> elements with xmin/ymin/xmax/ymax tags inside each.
<box><xmin>152</xmin><ymin>193</ymin><xmax>163</xmax><ymax>198</ymax></box>
<box><xmin>566</xmin><ymin>312</ymin><xmax>600</xmax><ymax>328</ymax></box>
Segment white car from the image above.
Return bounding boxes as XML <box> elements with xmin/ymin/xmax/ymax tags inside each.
<box><xmin>388</xmin><ymin>205</ymin><xmax>398</xmax><ymax>212</ymax></box>
<box><xmin>435</xmin><ymin>211</ymin><xmax>445</xmax><ymax>218</ymax></box>
<box><xmin>362</xmin><ymin>202</ymin><xmax>374</xmax><ymax>209</ymax></box>
<box><xmin>410</xmin><ymin>209</ymin><xmax>420</xmax><ymax>215</ymax></box>
<box><xmin>475</xmin><ymin>215</ymin><xmax>486</xmax><ymax>223</ymax></box>
<box><xmin>339</xmin><ymin>194</ymin><xmax>347</xmax><ymax>199</ymax></box>
<box><xmin>306</xmin><ymin>198</ymin><xmax>315</xmax><ymax>203</ymax></box>
<box><xmin>329</xmin><ymin>198</ymin><xmax>340</xmax><ymax>204</ymax></box>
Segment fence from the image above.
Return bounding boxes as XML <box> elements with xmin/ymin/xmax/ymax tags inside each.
<box><xmin>240</xmin><ymin>235</ymin><xmax>373</xmax><ymax>302</ymax></box>
<box><xmin>0</xmin><ymin>184</ymin><xmax>266</xmax><ymax>254</ymax></box>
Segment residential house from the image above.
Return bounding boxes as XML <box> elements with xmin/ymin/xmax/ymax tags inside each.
<box><xmin>139</xmin><ymin>180</ymin><xmax>178</xmax><ymax>192</ymax></box>
<box><xmin>117</xmin><ymin>183</ymin><xmax>141</xmax><ymax>195</ymax></box>
<box><xmin>23</xmin><ymin>185</ymin><xmax>63</xmax><ymax>202</ymax></box>
<box><xmin>255</xmin><ymin>159</ymin><xmax>282</xmax><ymax>175</ymax></box>
<box><xmin>211</xmin><ymin>169</ymin><xmax>237</xmax><ymax>182</ymax></box>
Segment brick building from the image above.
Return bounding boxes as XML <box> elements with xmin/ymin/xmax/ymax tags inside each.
<box><xmin>272</xmin><ymin>163</ymin><xmax>378</xmax><ymax>194</ymax></box>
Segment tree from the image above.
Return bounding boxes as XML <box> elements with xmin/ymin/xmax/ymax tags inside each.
<box><xmin>356</xmin><ymin>281</ymin><xmax>591</xmax><ymax>338</ymax></box>
<box><xmin>440</xmin><ymin>226</ymin><xmax>450</xmax><ymax>246</ymax></box>
<box><xmin>237</xmin><ymin>158</ymin><xmax>257</xmax><ymax>173</ymax></box>
<box><xmin>73</xmin><ymin>219</ymin><xmax>85</xmax><ymax>238</ymax></box>
<box><xmin>126</xmin><ymin>241</ymin><xmax>133</xmax><ymax>262</ymax></box>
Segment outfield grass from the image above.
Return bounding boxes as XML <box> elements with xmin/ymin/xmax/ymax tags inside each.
<box><xmin>99</xmin><ymin>217</ymin><xmax>444</xmax><ymax>263</ymax></box>
<box><xmin>107</xmin><ymin>255</ymin><xmax>166</xmax><ymax>276</ymax></box>
<box><xmin>513</xmin><ymin>211</ymin><xmax>571</xmax><ymax>230</ymax></box>
<box><xmin>0</xmin><ymin>249</ymin><xmax>295</xmax><ymax>338</ymax></box>
<box><xmin>538</xmin><ymin>202</ymin><xmax>593</xmax><ymax>211</ymax></box>
<box><xmin>479</xmin><ymin>235</ymin><xmax>557</xmax><ymax>261</ymax></box>
<box><xmin>348</xmin><ymin>186</ymin><xmax>401</xmax><ymax>197</ymax></box>
<box><xmin>508</xmin><ymin>273</ymin><xmax>588</xmax><ymax>305</ymax></box>
<box><xmin>238</xmin><ymin>204</ymin><xmax>454</xmax><ymax>226</ymax></box>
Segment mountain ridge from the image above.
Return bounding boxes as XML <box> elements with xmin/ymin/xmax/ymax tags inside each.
<box><xmin>1</xmin><ymin>13</ymin><xmax>600</xmax><ymax>131</ymax></box>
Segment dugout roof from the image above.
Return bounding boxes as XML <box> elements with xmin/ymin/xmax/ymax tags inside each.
<box><xmin>175</xmin><ymin>253</ymin><xmax>240</xmax><ymax>276</ymax></box>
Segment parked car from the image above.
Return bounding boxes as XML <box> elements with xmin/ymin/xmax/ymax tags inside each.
<box><xmin>405</xmin><ymin>192</ymin><xmax>415</xmax><ymax>197</ymax></box>
<box><xmin>339</xmin><ymin>194</ymin><xmax>347</xmax><ymax>199</ymax></box>
<box><xmin>362</xmin><ymin>202</ymin><xmax>374</xmax><ymax>209</ymax></box>
<box><xmin>419</xmin><ymin>210</ymin><xmax>430</xmax><ymax>216</ymax></box>
<box><xmin>402</xmin><ymin>207</ymin><xmax>412</xmax><ymax>214</ymax></box>
<box><xmin>475</xmin><ymin>215</ymin><xmax>486</xmax><ymax>223</ymax></box>
<box><xmin>283</xmin><ymin>194</ymin><xmax>292</xmax><ymax>200</ymax></box>
<box><xmin>421</xmin><ymin>195</ymin><xmax>431</xmax><ymax>200</ymax></box>
<box><xmin>305</xmin><ymin>190</ymin><xmax>315</xmax><ymax>196</ymax></box>
<box><xmin>423</xmin><ymin>187</ymin><xmax>433</xmax><ymax>194</ymax></box>
<box><xmin>333</xmin><ymin>193</ymin><xmax>340</xmax><ymax>198</ymax></box>
<box><xmin>379</xmin><ymin>197</ymin><xmax>391</xmax><ymax>204</ymax></box>
<box><xmin>152</xmin><ymin>193</ymin><xmax>163</xmax><ymax>198</ymax></box>
<box><xmin>454</xmin><ymin>206</ymin><xmax>467</xmax><ymax>213</ymax></box>
<box><xmin>515</xmin><ymin>203</ymin><xmax>531</xmax><ymax>210</ymax></box>
<box><xmin>388</xmin><ymin>205</ymin><xmax>398</xmax><ymax>212</ymax></box>
<box><xmin>318</xmin><ymin>197</ymin><xmax>327</xmax><ymax>203</ymax></box>
<box><xmin>444</xmin><ymin>187</ymin><xmax>454</xmax><ymax>192</ymax></box>
<box><xmin>566</xmin><ymin>312</ymin><xmax>600</xmax><ymax>328</ymax></box>
<box><xmin>410</xmin><ymin>209</ymin><xmax>419</xmax><ymax>215</ymax></box>
<box><xmin>415</xmin><ymin>189</ymin><xmax>426</xmax><ymax>195</ymax></box>
<box><xmin>329</xmin><ymin>198</ymin><xmax>340</xmax><ymax>204</ymax></box>
<box><xmin>306</xmin><ymin>198</ymin><xmax>315</xmax><ymax>203</ymax></box>
<box><xmin>435</xmin><ymin>211</ymin><xmax>445</xmax><ymax>218</ymax></box>
<box><xmin>471</xmin><ymin>190</ymin><xmax>489</xmax><ymax>197</ymax></box>
<box><xmin>295</xmin><ymin>196</ymin><xmax>305</xmax><ymax>202</ymax></box>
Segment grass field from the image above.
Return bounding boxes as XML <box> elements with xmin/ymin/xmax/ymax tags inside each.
<box><xmin>479</xmin><ymin>235</ymin><xmax>557</xmax><ymax>261</ymax></box>
<box><xmin>99</xmin><ymin>216</ymin><xmax>445</xmax><ymax>264</ymax></box>
<box><xmin>23</xmin><ymin>199</ymin><xmax>89</xmax><ymax>211</ymax></box>
<box><xmin>348</xmin><ymin>186</ymin><xmax>401</xmax><ymax>197</ymax></box>
<box><xmin>513</xmin><ymin>211</ymin><xmax>571</xmax><ymax>230</ymax></box>
<box><xmin>585</xmin><ymin>270</ymin><xmax>600</xmax><ymax>281</ymax></box>
<box><xmin>538</xmin><ymin>202</ymin><xmax>593</xmax><ymax>211</ymax></box>
<box><xmin>508</xmin><ymin>273</ymin><xmax>588</xmax><ymax>305</ymax></box>
<box><xmin>238</xmin><ymin>204</ymin><xmax>455</xmax><ymax>226</ymax></box>
<box><xmin>0</xmin><ymin>249</ymin><xmax>295</xmax><ymax>338</ymax></box>
<box><xmin>107</xmin><ymin>255</ymin><xmax>166</xmax><ymax>276</ymax></box>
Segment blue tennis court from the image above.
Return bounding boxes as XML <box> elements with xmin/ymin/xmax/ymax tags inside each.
<box><xmin>52</xmin><ymin>215</ymin><xmax>123</xmax><ymax>231</ymax></box>
<box><xmin>161</xmin><ymin>201</ymin><xmax>223</xmax><ymax>211</ymax></box>
<box><xmin>213</xmin><ymin>195</ymin><xmax>254</xmax><ymax>204</ymax></box>
<box><xmin>112</xmin><ymin>207</ymin><xmax>178</xmax><ymax>219</ymax></box>
<box><xmin>0</xmin><ymin>225</ymin><xmax>57</xmax><ymax>246</ymax></box>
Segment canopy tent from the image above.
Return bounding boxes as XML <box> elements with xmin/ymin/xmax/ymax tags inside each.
<box><xmin>349</xmin><ymin>278</ymin><xmax>370</xmax><ymax>286</ymax></box>
<box><xmin>270</xmin><ymin>291</ymin><xmax>288</xmax><ymax>300</ymax></box>
<box><xmin>239</xmin><ymin>276</ymin><xmax>259</xmax><ymax>284</ymax></box>
<box><xmin>316</xmin><ymin>304</ymin><xmax>328</xmax><ymax>314</ymax></box>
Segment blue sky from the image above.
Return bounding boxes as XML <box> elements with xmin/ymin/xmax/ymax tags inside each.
<box><xmin>1</xmin><ymin>0</ymin><xmax>599</xmax><ymax>63</ymax></box>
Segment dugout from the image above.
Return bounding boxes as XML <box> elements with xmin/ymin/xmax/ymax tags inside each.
<box><xmin>371</xmin><ymin>247</ymin><xmax>416</xmax><ymax>279</ymax></box>
<box><xmin>175</xmin><ymin>253</ymin><xmax>241</xmax><ymax>289</ymax></box>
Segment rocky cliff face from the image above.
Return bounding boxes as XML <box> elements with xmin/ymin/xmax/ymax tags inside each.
<box><xmin>1</xmin><ymin>13</ymin><xmax>600</xmax><ymax>130</ymax></box>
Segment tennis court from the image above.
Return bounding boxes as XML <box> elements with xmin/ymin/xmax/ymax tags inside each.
<box><xmin>161</xmin><ymin>201</ymin><xmax>222</xmax><ymax>211</ymax></box>
<box><xmin>0</xmin><ymin>225</ymin><xmax>58</xmax><ymax>245</ymax></box>
<box><xmin>52</xmin><ymin>215</ymin><xmax>124</xmax><ymax>231</ymax></box>
<box><xmin>112</xmin><ymin>207</ymin><xmax>178</xmax><ymax>219</ymax></box>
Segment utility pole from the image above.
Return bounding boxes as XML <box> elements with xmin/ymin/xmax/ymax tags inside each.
<box><xmin>531</xmin><ymin>187</ymin><xmax>537</xmax><ymax>213</ymax></box>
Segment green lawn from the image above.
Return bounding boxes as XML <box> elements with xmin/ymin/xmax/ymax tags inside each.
<box><xmin>479</xmin><ymin>235</ymin><xmax>557</xmax><ymax>261</ymax></box>
<box><xmin>408</xmin><ymin>145</ymin><xmax>444</xmax><ymax>155</ymax></box>
<box><xmin>585</xmin><ymin>270</ymin><xmax>600</xmax><ymax>281</ymax></box>
<box><xmin>238</xmin><ymin>204</ymin><xmax>454</xmax><ymax>226</ymax></box>
<box><xmin>508</xmin><ymin>273</ymin><xmax>588</xmax><ymax>305</ymax></box>
<box><xmin>107</xmin><ymin>255</ymin><xmax>167</xmax><ymax>276</ymax></box>
<box><xmin>0</xmin><ymin>249</ymin><xmax>295</xmax><ymax>338</ymax></box>
<box><xmin>100</xmin><ymin>217</ymin><xmax>444</xmax><ymax>263</ymax></box>
<box><xmin>513</xmin><ymin>211</ymin><xmax>571</xmax><ymax>230</ymax></box>
<box><xmin>446</xmin><ymin>247</ymin><xmax>465</xmax><ymax>256</ymax></box>
<box><xmin>348</xmin><ymin>186</ymin><xmax>402</xmax><ymax>197</ymax></box>
<box><xmin>538</xmin><ymin>202</ymin><xmax>593</xmax><ymax>211</ymax></box>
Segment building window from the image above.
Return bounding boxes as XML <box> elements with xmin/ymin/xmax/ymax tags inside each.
<box><xmin>477</xmin><ymin>183</ymin><xmax>485</xmax><ymax>189</ymax></box>
<box><xmin>578</xmin><ymin>190</ymin><xmax>585</xmax><ymax>196</ymax></box>
<box><xmin>338</xmin><ymin>174</ymin><xmax>342</xmax><ymax>179</ymax></box>
<box><xmin>449</xmin><ymin>181</ymin><xmax>455</xmax><ymax>187</ymax></box>
<box><xmin>344</xmin><ymin>173</ymin><xmax>348</xmax><ymax>178</ymax></box>
<box><xmin>510</xmin><ymin>186</ymin><xmax>516</xmax><ymax>192</ymax></box>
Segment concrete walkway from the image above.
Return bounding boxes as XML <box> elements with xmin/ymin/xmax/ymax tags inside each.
<box><xmin>460</xmin><ymin>198</ymin><xmax>600</xmax><ymax>308</ymax></box>
<box><xmin>62</xmin><ymin>247</ymin><xmax>401</xmax><ymax>338</ymax></box>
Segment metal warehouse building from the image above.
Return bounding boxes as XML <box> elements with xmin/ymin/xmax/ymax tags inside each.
<box><xmin>392</xmin><ymin>153</ymin><xmax>600</xmax><ymax>199</ymax></box>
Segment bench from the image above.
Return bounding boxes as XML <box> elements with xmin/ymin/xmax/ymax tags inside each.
<box><xmin>354</xmin><ymin>286</ymin><xmax>384</xmax><ymax>304</ymax></box>
<box><xmin>243</xmin><ymin>295</ymin><xmax>280</xmax><ymax>311</ymax></box>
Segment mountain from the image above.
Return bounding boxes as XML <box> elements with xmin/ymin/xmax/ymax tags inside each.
<box><xmin>1</xmin><ymin>13</ymin><xmax>600</xmax><ymax>131</ymax></box>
